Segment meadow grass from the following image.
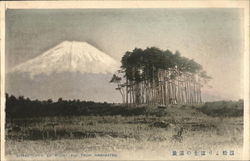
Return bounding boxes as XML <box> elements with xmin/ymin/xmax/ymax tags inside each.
<box><xmin>5</xmin><ymin>105</ymin><xmax>243</xmax><ymax>160</ymax></box>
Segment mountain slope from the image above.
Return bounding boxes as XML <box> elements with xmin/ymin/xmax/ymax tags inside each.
<box><xmin>10</xmin><ymin>41</ymin><xmax>120</xmax><ymax>77</ymax></box>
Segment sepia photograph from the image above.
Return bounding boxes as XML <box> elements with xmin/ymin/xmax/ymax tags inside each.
<box><xmin>1</xmin><ymin>1</ymin><xmax>249</xmax><ymax>160</ymax></box>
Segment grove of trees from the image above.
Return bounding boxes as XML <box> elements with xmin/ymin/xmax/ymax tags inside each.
<box><xmin>110</xmin><ymin>47</ymin><xmax>211</xmax><ymax>105</ymax></box>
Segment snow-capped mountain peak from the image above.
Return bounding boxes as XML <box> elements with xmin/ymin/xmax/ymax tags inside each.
<box><xmin>10</xmin><ymin>41</ymin><xmax>120</xmax><ymax>77</ymax></box>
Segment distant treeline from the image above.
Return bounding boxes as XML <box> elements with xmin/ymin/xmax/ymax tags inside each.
<box><xmin>198</xmin><ymin>100</ymin><xmax>243</xmax><ymax>117</ymax></box>
<box><xmin>5</xmin><ymin>94</ymin><xmax>243</xmax><ymax>118</ymax></box>
<box><xmin>5</xmin><ymin>94</ymin><xmax>160</xmax><ymax>118</ymax></box>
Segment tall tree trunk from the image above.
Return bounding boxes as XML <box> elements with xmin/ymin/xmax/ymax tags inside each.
<box><xmin>126</xmin><ymin>78</ymin><xmax>128</xmax><ymax>105</ymax></box>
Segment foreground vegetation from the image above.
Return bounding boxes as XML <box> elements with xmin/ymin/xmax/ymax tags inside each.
<box><xmin>5</xmin><ymin>94</ymin><xmax>243</xmax><ymax>159</ymax></box>
<box><xmin>5</xmin><ymin>100</ymin><xmax>243</xmax><ymax>160</ymax></box>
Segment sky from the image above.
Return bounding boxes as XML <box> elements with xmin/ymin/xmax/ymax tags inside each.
<box><xmin>6</xmin><ymin>9</ymin><xmax>244</xmax><ymax>101</ymax></box>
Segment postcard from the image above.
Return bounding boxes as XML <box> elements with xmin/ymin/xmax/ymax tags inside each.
<box><xmin>0</xmin><ymin>1</ymin><xmax>249</xmax><ymax>160</ymax></box>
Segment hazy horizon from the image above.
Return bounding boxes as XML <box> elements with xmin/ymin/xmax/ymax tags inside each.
<box><xmin>5</xmin><ymin>9</ymin><xmax>244</xmax><ymax>102</ymax></box>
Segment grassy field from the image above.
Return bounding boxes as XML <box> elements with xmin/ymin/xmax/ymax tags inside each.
<box><xmin>5</xmin><ymin>105</ymin><xmax>243</xmax><ymax>160</ymax></box>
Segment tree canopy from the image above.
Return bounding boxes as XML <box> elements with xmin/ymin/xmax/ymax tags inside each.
<box><xmin>121</xmin><ymin>47</ymin><xmax>210</xmax><ymax>83</ymax></box>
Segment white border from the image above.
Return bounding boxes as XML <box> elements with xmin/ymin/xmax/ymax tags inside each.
<box><xmin>243</xmin><ymin>2</ymin><xmax>250</xmax><ymax>160</ymax></box>
<box><xmin>0</xmin><ymin>2</ymin><xmax>6</xmax><ymax>161</ymax></box>
<box><xmin>3</xmin><ymin>1</ymin><xmax>249</xmax><ymax>9</ymax></box>
<box><xmin>0</xmin><ymin>1</ymin><xmax>249</xmax><ymax>160</ymax></box>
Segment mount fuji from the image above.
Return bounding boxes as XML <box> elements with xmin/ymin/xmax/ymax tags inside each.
<box><xmin>10</xmin><ymin>41</ymin><xmax>120</xmax><ymax>77</ymax></box>
<box><xmin>6</xmin><ymin>41</ymin><xmax>121</xmax><ymax>102</ymax></box>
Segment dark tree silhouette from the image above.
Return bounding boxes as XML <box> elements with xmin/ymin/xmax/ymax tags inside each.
<box><xmin>110</xmin><ymin>74</ymin><xmax>125</xmax><ymax>103</ymax></box>
<box><xmin>112</xmin><ymin>47</ymin><xmax>211</xmax><ymax>105</ymax></box>
<box><xmin>5</xmin><ymin>93</ymin><xmax>242</xmax><ymax>118</ymax></box>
